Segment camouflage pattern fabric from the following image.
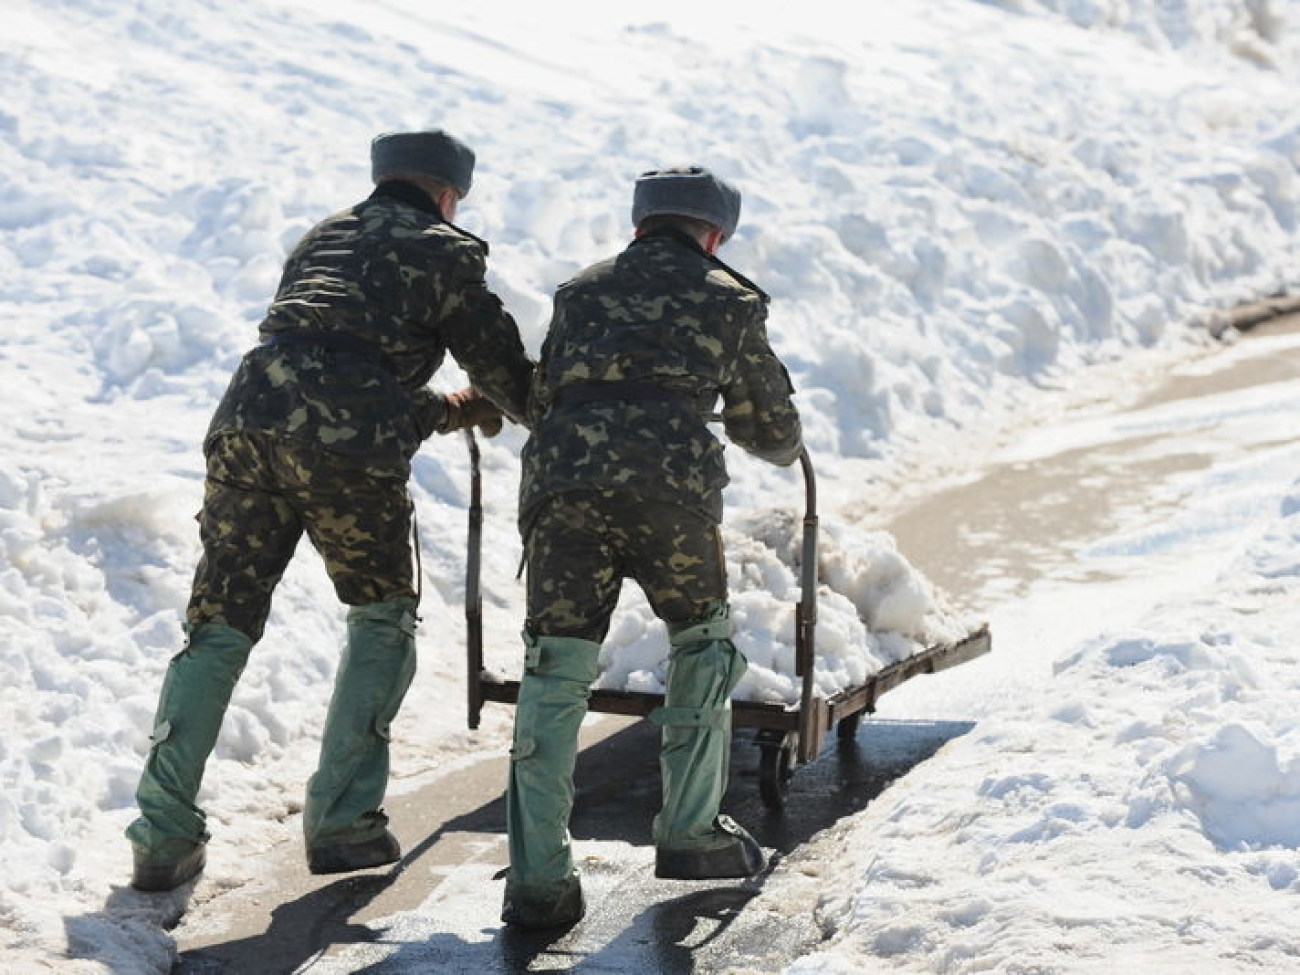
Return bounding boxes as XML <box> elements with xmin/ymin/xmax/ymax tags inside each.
<box><xmin>187</xmin><ymin>431</ymin><xmax>415</xmax><ymax>642</ymax></box>
<box><xmin>519</xmin><ymin>228</ymin><xmax>801</xmax><ymax>529</ymax></box>
<box><xmin>524</xmin><ymin>490</ymin><xmax>727</xmax><ymax>640</ymax></box>
<box><xmin>208</xmin><ymin>180</ymin><xmax>533</xmax><ymax>477</ymax></box>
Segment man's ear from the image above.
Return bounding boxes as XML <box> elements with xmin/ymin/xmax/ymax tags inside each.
<box><xmin>437</xmin><ymin>186</ymin><xmax>460</xmax><ymax>220</ymax></box>
<box><xmin>703</xmin><ymin>226</ymin><xmax>725</xmax><ymax>255</ymax></box>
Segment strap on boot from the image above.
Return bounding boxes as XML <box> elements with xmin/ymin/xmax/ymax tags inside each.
<box><xmin>521</xmin><ymin>629</ymin><xmax>602</xmax><ymax>683</ymax></box>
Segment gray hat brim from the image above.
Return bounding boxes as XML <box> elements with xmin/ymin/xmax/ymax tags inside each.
<box><xmin>371</xmin><ymin>130</ymin><xmax>476</xmax><ymax>197</ymax></box>
<box><xmin>632</xmin><ymin>167</ymin><xmax>741</xmax><ymax>240</ymax></box>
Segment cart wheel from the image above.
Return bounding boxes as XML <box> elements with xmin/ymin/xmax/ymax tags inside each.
<box><xmin>836</xmin><ymin>711</ymin><xmax>863</xmax><ymax>741</ymax></box>
<box><xmin>757</xmin><ymin>732</ymin><xmax>796</xmax><ymax>809</ymax></box>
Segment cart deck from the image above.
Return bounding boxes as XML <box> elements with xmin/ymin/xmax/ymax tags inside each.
<box><xmin>461</xmin><ymin>432</ymin><xmax>992</xmax><ymax>808</ymax></box>
<box><xmin>470</xmin><ymin>624</ymin><xmax>990</xmax><ymax>807</ymax></box>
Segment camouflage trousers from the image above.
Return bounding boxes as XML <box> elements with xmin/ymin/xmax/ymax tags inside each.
<box><xmin>524</xmin><ymin>490</ymin><xmax>727</xmax><ymax>640</ymax></box>
<box><xmin>188</xmin><ymin>431</ymin><xmax>416</xmax><ymax>642</ymax></box>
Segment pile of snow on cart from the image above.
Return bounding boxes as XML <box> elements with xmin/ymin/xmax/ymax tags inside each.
<box><xmin>596</xmin><ymin>512</ymin><xmax>977</xmax><ymax>704</ymax></box>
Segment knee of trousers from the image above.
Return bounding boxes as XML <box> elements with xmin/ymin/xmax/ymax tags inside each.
<box><xmin>664</xmin><ymin>606</ymin><xmax>747</xmax><ymax>703</ymax></box>
<box><xmin>510</xmin><ymin>631</ymin><xmax>601</xmax><ymax>764</ymax></box>
<box><xmin>667</xmin><ymin>599</ymin><xmax>733</xmax><ymax>650</ymax></box>
<box><xmin>346</xmin><ymin>597</ymin><xmax>419</xmax><ymax>638</ymax></box>
<box><xmin>521</xmin><ymin>629</ymin><xmax>601</xmax><ymax>685</ymax></box>
<box><xmin>510</xmin><ymin>692</ymin><xmax>591</xmax><ymax>769</ymax></box>
<box><xmin>649</xmin><ymin>704</ymin><xmax>731</xmax><ymax>733</ymax></box>
<box><xmin>152</xmin><ymin>622</ymin><xmax>254</xmax><ymax>719</ymax></box>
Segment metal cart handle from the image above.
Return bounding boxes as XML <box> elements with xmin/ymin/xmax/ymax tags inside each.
<box><xmin>465</xmin><ymin>429</ymin><xmax>485</xmax><ymax>730</ymax></box>
<box><xmin>795</xmin><ymin>448</ymin><xmax>820</xmax><ymax>761</ymax></box>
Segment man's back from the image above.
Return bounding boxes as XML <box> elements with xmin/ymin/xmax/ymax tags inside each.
<box><xmin>520</xmin><ymin>229</ymin><xmax>800</xmax><ymax>524</ymax></box>
<box><xmin>262</xmin><ymin>190</ymin><xmax>488</xmax><ymax>380</ymax></box>
<box><xmin>209</xmin><ymin>185</ymin><xmax>531</xmax><ymax>474</ymax></box>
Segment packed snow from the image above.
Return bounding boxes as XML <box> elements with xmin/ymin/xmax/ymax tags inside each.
<box><xmin>2</xmin><ymin>0</ymin><xmax>1300</xmax><ymax>971</ymax></box>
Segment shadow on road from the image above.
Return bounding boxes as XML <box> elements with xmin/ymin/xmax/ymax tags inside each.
<box><xmin>170</xmin><ymin>713</ymin><xmax>973</xmax><ymax>974</ymax></box>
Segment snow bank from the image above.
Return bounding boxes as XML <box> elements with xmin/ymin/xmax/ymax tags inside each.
<box><xmin>8</xmin><ymin>0</ymin><xmax>1300</xmax><ymax>485</ymax></box>
<box><xmin>982</xmin><ymin>0</ymin><xmax>1295</xmax><ymax>66</ymax></box>
<box><xmin>782</xmin><ymin>482</ymin><xmax>1300</xmax><ymax>973</ymax></box>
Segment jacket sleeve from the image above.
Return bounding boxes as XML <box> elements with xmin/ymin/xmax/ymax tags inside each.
<box><xmin>410</xmin><ymin>387</ymin><xmax>448</xmax><ymax>441</ymax></box>
<box><xmin>438</xmin><ymin>248</ymin><xmax>534</xmax><ymax>427</ymax></box>
<box><xmin>721</xmin><ymin>301</ymin><xmax>802</xmax><ymax>466</ymax></box>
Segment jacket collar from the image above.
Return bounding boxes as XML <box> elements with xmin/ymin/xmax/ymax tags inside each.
<box><xmin>370</xmin><ymin>179</ymin><xmax>446</xmax><ymax>219</ymax></box>
<box><xmin>630</xmin><ymin>227</ymin><xmax>768</xmax><ymax>302</ymax></box>
<box><xmin>368</xmin><ymin>180</ymin><xmax>491</xmax><ymax>254</ymax></box>
<box><xmin>631</xmin><ymin>225</ymin><xmax>708</xmax><ymax>256</ymax></box>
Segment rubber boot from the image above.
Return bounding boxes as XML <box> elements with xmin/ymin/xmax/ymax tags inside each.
<box><xmin>303</xmin><ymin>597</ymin><xmax>417</xmax><ymax>874</ymax></box>
<box><xmin>652</xmin><ymin>601</ymin><xmax>764</xmax><ymax>880</ymax></box>
<box><xmin>502</xmin><ymin>631</ymin><xmax>601</xmax><ymax>929</ymax></box>
<box><xmin>126</xmin><ymin>622</ymin><xmax>254</xmax><ymax>891</ymax></box>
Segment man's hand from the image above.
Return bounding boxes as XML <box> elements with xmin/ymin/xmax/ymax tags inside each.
<box><xmin>438</xmin><ymin>387</ymin><xmax>504</xmax><ymax>437</ymax></box>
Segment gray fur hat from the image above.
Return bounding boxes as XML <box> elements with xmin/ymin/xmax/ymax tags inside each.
<box><xmin>631</xmin><ymin>166</ymin><xmax>741</xmax><ymax>240</ymax></box>
<box><xmin>370</xmin><ymin>130</ymin><xmax>476</xmax><ymax>197</ymax></box>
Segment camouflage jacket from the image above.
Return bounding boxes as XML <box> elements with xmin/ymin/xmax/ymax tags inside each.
<box><xmin>206</xmin><ymin>181</ymin><xmax>533</xmax><ymax>476</ymax></box>
<box><xmin>519</xmin><ymin>228</ymin><xmax>802</xmax><ymax>528</ymax></box>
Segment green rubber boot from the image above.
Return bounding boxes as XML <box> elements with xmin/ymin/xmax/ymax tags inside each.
<box><xmin>652</xmin><ymin>601</ymin><xmax>764</xmax><ymax>880</ymax></box>
<box><xmin>303</xmin><ymin>598</ymin><xmax>417</xmax><ymax>874</ymax></box>
<box><xmin>502</xmin><ymin>631</ymin><xmax>601</xmax><ymax>929</ymax></box>
<box><xmin>126</xmin><ymin>621</ymin><xmax>254</xmax><ymax>891</ymax></box>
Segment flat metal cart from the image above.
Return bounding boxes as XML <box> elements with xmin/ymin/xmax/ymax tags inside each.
<box><xmin>463</xmin><ymin>432</ymin><xmax>992</xmax><ymax>809</ymax></box>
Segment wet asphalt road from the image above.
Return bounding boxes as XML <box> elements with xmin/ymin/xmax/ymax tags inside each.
<box><xmin>176</xmin><ymin>714</ymin><xmax>971</xmax><ymax>973</ymax></box>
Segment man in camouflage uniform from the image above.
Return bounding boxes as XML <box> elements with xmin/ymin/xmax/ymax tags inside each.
<box><xmin>503</xmin><ymin>167</ymin><xmax>802</xmax><ymax>928</ymax></box>
<box><xmin>126</xmin><ymin>129</ymin><xmax>533</xmax><ymax>892</ymax></box>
